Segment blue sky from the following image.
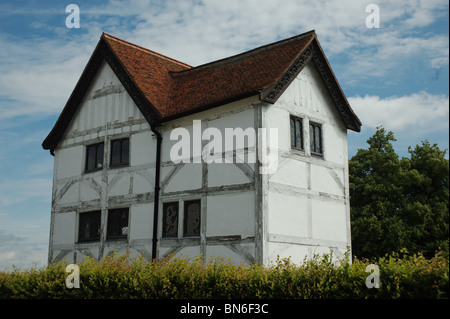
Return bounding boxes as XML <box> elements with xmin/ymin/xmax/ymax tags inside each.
<box><xmin>0</xmin><ymin>0</ymin><xmax>448</xmax><ymax>269</ymax></box>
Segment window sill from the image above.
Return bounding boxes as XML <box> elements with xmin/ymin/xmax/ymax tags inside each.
<box><xmin>84</xmin><ymin>168</ymin><xmax>103</xmax><ymax>174</ymax></box>
<box><xmin>77</xmin><ymin>239</ymin><xmax>100</xmax><ymax>243</ymax></box>
<box><xmin>109</xmin><ymin>163</ymin><xmax>130</xmax><ymax>169</ymax></box>
<box><xmin>160</xmin><ymin>237</ymin><xmax>201</xmax><ymax>246</ymax></box>
<box><xmin>311</xmin><ymin>152</ymin><xmax>324</xmax><ymax>158</ymax></box>
<box><xmin>290</xmin><ymin>148</ymin><xmax>306</xmax><ymax>156</ymax></box>
<box><xmin>106</xmin><ymin>237</ymin><xmax>128</xmax><ymax>242</ymax></box>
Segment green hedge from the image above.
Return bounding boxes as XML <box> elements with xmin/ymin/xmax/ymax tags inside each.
<box><xmin>0</xmin><ymin>251</ymin><xmax>448</xmax><ymax>299</ymax></box>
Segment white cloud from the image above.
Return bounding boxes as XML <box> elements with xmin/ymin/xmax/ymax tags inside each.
<box><xmin>0</xmin><ymin>245</ymin><xmax>48</xmax><ymax>270</ymax></box>
<box><xmin>0</xmin><ymin>36</ymin><xmax>92</xmax><ymax>119</ymax></box>
<box><xmin>399</xmin><ymin>0</ymin><xmax>448</xmax><ymax>28</ymax></box>
<box><xmin>0</xmin><ymin>251</ymin><xmax>16</xmax><ymax>265</ymax></box>
<box><xmin>348</xmin><ymin>91</ymin><xmax>449</xmax><ymax>131</ymax></box>
<box><xmin>341</xmin><ymin>30</ymin><xmax>449</xmax><ymax>83</ymax></box>
<box><xmin>431</xmin><ymin>56</ymin><xmax>449</xmax><ymax>69</ymax></box>
<box><xmin>0</xmin><ymin>227</ymin><xmax>49</xmax><ymax>270</ymax></box>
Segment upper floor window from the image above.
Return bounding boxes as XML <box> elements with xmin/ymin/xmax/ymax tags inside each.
<box><xmin>85</xmin><ymin>142</ymin><xmax>104</xmax><ymax>172</ymax></box>
<box><xmin>309</xmin><ymin>122</ymin><xmax>323</xmax><ymax>156</ymax></box>
<box><xmin>290</xmin><ymin>116</ymin><xmax>303</xmax><ymax>150</ymax></box>
<box><xmin>110</xmin><ymin>138</ymin><xmax>129</xmax><ymax>167</ymax></box>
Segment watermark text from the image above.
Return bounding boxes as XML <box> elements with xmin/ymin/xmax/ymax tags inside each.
<box><xmin>65</xmin><ymin>264</ymin><xmax>80</xmax><ymax>288</ymax></box>
<box><xmin>169</xmin><ymin>120</ymin><xmax>278</xmax><ymax>174</ymax></box>
<box><xmin>65</xmin><ymin>4</ymin><xmax>80</xmax><ymax>28</ymax></box>
<box><xmin>365</xmin><ymin>264</ymin><xmax>380</xmax><ymax>288</ymax></box>
<box><xmin>365</xmin><ymin>4</ymin><xmax>380</xmax><ymax>28</ymax></box>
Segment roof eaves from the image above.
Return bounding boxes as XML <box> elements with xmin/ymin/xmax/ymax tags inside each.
<box><xmin>260</xmin><ymin>35</ymin><xmax>361</xmax><ymax>132</ymax></box>
<box><xmin>309</xmin><ymin>38</ymin><xmax>362</xmax><ymax>131</ymax></box>
<box><xmin>260</xmin><ymin>35</ymin><xmax>315</xmax><ymax>103</ymax></box>
<box><xmin>42</xmin><ymin>38</ymin><xmax>106</xmax><ymax>151</ymax></box>
<box><xmin>160</xmin><ymin>91</ymin><xmax>260</xmax><ymax>124</ymax></box>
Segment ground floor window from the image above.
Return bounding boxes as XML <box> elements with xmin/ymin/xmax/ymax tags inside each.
<box><xmin>78</xmin><ymin>208</ymin><xmax>129</xmax><ymax>242</ymax></box>
<box><xmin>162</xmin><ymin>202</ymin><xmax>179</xmax><ymax>238</ymax></box>
<box><xmin>162</xmin><ymin>199</ymin><xmax>201</xmax><ymax>239</ymax></box>
<box><xmin>78</xmin><ymin>211</ymin><xmax>101</xmax><ymax>242</ymax></box>
<box><xmin>184</xmin><ymin>200</ymin><xmax>201</xmax><ymax>237</ymax></box>
<box><xmin>107</xmin><ymin>208</ymin><xmax>129</xmax><ymax>239</ymax></box>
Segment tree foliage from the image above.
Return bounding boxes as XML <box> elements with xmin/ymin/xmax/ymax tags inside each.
<box><xmin>349</xmin><ymin>127</ymin><xmax>449</xmax><ymax>259</ymax></box>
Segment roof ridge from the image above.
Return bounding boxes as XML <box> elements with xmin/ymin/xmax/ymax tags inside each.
<box><xmin>169</xmin><ymin>30</ymin><xmax>316</xmax><ymax>77</ymax></box>
<box><xmin>102</xmin><ymin>32</ymin><xmax>192</xmax><ymax>69</ymax></box>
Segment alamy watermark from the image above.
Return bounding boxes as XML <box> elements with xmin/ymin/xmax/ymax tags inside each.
<box><xmin>169</xmin><ymin>120</ymin><xmax>278</xmax><ymax>175</ymax></box>
<box><xmin>365</xmin><ymin>264</ymin><xmax>380</xmax><ymax>289</ymax></box>
<box><xmin>65</xmin><ymin>4</ymin><xmax>80</xmax><ymax>28</ymax></box>
<box><xmin>365</xmin><ymin>4</ymin><xmax>380</xmax><ymax>28</ymax></box>
<box><xmin>65</xmin><ymin>264</ymin><xmax>80</xmax><ymax>288</ymax></box>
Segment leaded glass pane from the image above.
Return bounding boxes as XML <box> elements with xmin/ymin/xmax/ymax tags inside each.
<box><xmin>163</xmin><ymin>203</ymin><xmax>178</xmax><ymax>238</ymax></box>
<box><xmin>290</xmin><ymin>118</ymin><xmax>295</xmax><ymax>147</ymax></box>
<box><xmin>184</xmin><ymin>200</ymin><xmax>200</xmax><ymax>237</ymax></box>
<box><xmin>295</xmin><ymin>119</ymin><xmax>302</xmax><ymax>149</ymax></box>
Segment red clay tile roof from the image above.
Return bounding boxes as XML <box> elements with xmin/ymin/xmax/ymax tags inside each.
<box><xmin>42</xmin><ymin>30</ymin><xmax>361</xmax><ymax>151</ymax></box>
<box><xmin>102</xmin><ymin>33</ymin><xmax>191</xmax><ymax>115</ymax></box>
<box><xmin>164</xmin><ymin>32</ymin><xmax>314</xmax><ymax>119</ymax></box>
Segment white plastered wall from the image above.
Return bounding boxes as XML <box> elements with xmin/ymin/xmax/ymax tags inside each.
<box><xmin>262</xmin><ymin>61</ymin><xmax>351</xmax><ymax>265</ymax></box>
<box><xmin>158</xmin><ymin>97</ymin><xmax>260</xmax><ymax>265</ymax></box>
<box><xmin>49</xmin><ymin>60</ymin><xmax>156</xmax><ymax>264</ymax></box>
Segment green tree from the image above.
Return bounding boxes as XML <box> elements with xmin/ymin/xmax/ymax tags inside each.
<box><xmin>402</xmin><ymin>141</ymin><xmax>449</xmax><ymax>256</ymax></box>
<box><xmin>349</xmin><ymin>127</ymin><xmax>449</xmax><ymax>259</ymax></box>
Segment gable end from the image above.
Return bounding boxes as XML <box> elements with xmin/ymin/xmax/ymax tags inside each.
<box><xmin>310</xmin><ymin>40</ymin><xmax>361</xmax><ymax>132</ymax></box>
<box><xmin>42</xmin><ymin>36</ymin><xmax>161</xmax><ymax>152</ymax></box>
<box><xmin>261</xmin><ymin>38</ymin><xmax>361</xmax><ymax>132</ymax></box>
<box><xmin>261</xmin><ymin>43</ymin><xmax>314</xmax><ymax>104</ymax></box>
